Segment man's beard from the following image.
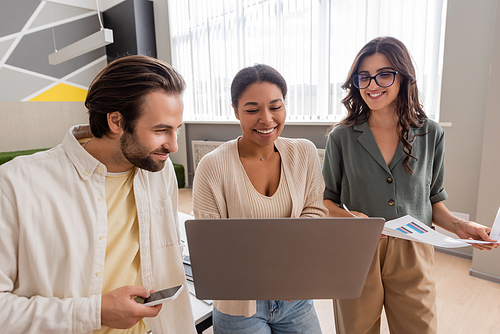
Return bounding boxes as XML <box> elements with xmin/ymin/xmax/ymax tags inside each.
<box><xmin>120</xmin><ymin>131</ymin><xmax>169</xmax><ymax>172</ymax></box>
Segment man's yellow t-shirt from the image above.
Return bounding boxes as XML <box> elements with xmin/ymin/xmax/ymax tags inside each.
<box><xmin>94</xmin><ymin>168</ymin><xmax>145</xmax><ymax>334</ymax></box>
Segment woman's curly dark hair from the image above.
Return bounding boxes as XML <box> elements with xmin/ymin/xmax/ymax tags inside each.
<box><xmin>339</xmin><ymin>36</ymin><xmax>427</xmax><ymax>173</ymax></box>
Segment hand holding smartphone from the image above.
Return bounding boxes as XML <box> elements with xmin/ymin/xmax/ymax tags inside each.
<box><xmin>134</xmin><ymin>285</ymin><xmax>184</xmax><ymax>306</ymax></box>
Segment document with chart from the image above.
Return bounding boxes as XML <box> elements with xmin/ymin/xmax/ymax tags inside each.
<box><xmin>383</xmin><ymin>215</ymin><xmax>495</xmax><ymax>248</ymax></box>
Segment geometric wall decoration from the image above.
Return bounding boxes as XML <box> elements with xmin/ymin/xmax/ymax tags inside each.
<box><xmin>0</xmin><ymin>40</ymin><xmax>15</xmax><ymax>61</ymax></box>
<box><xmin>28</xmin><ymin>82</ymin><xmax>88</xmax><ymax>101</ymax></box>
<box><xmin>0</xmin><ymin>66</ymin><xmax>53</xmax><ymax>101</ymax></box>
<box><xmin>0</xmin><ymin>0</ymin><xmax>111</xmax><ymax>101</ymax></box>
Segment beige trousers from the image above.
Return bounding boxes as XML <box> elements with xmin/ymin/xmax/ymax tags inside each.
<box><xmin>334</xmin><ymin>237</ymin><xmax>437</xmax><ymax>334</ymax></box>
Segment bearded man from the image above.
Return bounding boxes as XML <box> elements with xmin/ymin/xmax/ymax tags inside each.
<box><xmin>0</xmin><ymin>55</ymin><xmax>196</xmax><ymax>334</ymax></box>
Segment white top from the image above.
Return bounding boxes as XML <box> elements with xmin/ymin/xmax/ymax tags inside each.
<box><xmin>243</xmin><ymin>164</ymin><xmax>292</xmax><ymax>218</ymax></box>
<box><xmin>0</xmin><ymin>125</ymin><xmax>196</xmax><ymax>334</ymax></box>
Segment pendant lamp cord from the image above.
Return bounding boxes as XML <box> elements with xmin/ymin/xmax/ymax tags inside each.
<box><xmin>95</xmin><ymin>0</ymin><xmax>104</xmax><ymax>30</ymax></box>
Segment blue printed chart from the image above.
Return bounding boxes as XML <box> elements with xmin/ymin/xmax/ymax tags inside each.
<box><xmin>383</xmin><ymin>215</ymin><xmax>494</xmax><ymax>248</ymax></box>
<box><xmin>395</xmin><ymin>222</ymin><xmax>429</xmax><ymax>235</ymax></box>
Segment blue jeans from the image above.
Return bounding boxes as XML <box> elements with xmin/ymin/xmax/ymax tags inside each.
<box><xmin>213</xmin><ymin>300</ymin><xmax>322</xmax><ymax>334</ymax></box>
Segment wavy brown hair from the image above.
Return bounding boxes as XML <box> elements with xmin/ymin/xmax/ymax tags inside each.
<box><xmin>86</xmin><ymin>55</ymin><xmax>185</xmax><ymax>138</ymax></box>
<box><xmin>339</xmin><ymin>36</ymin><xmax>427</xmax><ymax>173</ymax></box>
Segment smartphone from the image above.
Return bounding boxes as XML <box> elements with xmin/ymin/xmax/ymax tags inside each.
<box><xmin>134</xmin><ymin>285</ymin><xmax>184</xmax><ymax>306</ymax></box>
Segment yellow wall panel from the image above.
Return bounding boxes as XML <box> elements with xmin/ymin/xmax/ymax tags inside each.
<box><xmin>29</xmin><ymin>83</ymin><xmax>88</xmax><ymax>102</ymax></box>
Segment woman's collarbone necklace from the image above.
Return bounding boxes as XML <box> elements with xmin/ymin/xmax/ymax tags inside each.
<box><xmin>259</xmin><ymin>146</ymin><xmax>278</xmax><ymax>161</ymax></box>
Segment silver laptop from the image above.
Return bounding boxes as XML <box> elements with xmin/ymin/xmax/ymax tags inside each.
<box><xmin>185</xmin><ymin>217</ymin><xmax>385</xmax><ymax>300</ymax></box>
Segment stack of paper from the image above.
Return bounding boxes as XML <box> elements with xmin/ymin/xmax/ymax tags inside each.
<box><xmin>384</xmin><ymin>215</ymin><xmax>495</xmax><ymax>248</ymax></box>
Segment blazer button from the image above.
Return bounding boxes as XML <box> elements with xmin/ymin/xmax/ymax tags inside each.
<box><xmin>388</xmin><ymin>199</ymin><xmax>395</xmax><ymax>206</ymax></box>
<box><xmin>387</xmin><ymin>177</ymin><xmax>393</xmax><ymax>183</ymax></box>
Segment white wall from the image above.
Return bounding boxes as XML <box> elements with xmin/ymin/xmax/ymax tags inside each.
<box><xmin>471</xmin><ymin>0</ymin><xmax>500</xmax><ymax>279</ymax></box>
<box><xmin>439</xmin><ymin>0</ymin><xmax>500</xmax><ymax>276</ymax></box>
<box><xmin>439</xmin><ymin>0</ymin><xmax>496</xmax><ymax>221</ymax></box>
<box><xmin>438</xmin><ymin>0</ymin><xmax>497</xmax><ymax>257</ymax></box>
<box><xmin>0</xmin><ymin>101</ymin><xmax>88</xmax><ymax>152</ymax></box>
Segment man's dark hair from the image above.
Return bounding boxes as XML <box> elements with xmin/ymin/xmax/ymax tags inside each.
<box><xmin>85</xmin><ymin>55</ymin><xmax>185</xmax><ymax>138</ymax></box>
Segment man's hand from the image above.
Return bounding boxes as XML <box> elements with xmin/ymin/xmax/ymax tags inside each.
<box><xmin>101</xmin><ymin>285</ymin><xmax>162</xmax><ymax>329</ymax></box>
<box><xmin>456</xmin><ymin>220</ymin><xmax>499</xmax><ymax>251</ymax></box>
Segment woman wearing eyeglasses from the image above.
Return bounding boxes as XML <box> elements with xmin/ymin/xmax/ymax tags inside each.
<box><xmin>322</xmin><ymin>36</ymin><xmax>497</xmax><ymax>334</ymax></box>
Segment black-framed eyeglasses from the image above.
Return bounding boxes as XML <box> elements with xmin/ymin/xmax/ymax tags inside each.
<box><xmin>352</xmin><ymin>71</ymin><xmax>399</xmax><ymax>89</ymax></box>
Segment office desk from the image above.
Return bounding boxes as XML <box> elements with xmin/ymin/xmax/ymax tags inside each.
<box><xmin>190</xmin><ymin>292</ymin><xmax>213</xmax><ymax>333</ymax></box>
<box><xmin>179</xmin><ymin>212</ymin><xmax>213</xmax><ymax>333</ymax></box>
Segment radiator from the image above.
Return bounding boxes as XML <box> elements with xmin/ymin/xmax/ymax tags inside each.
<box><xmin>191</xmin><ymin>140</ymin><xmax>225</xmax><ymax>172</ymax></box>
<box><xmin>317</xmin><ymin>148</ymin><xmax>325</xmax><ymax>167</ymax></box>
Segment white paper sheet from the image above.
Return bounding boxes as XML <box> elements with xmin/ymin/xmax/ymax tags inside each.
<box><xmin>489</xmin><ymin>207</ymin><xmax>500</xmax><ymax>242</ymax></box>
<box><xmin>383</xmin><ymin>215</ymin><xmax>494</xmax><ymax>248</ymax></box>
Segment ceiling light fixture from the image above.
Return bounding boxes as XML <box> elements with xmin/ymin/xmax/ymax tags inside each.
<box><xmin>48</xmin><ymin>0</ymin><xmax>113</xmax><ymax>65</ymax></box>
<box><xmin>48</xmin><ymin>28</ymin><xmax>113</xmax><ymax>65</ymax></box>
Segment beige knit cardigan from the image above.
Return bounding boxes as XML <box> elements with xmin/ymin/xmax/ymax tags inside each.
<box><xmin>192</xmin><ymin>136</ymin><xmax>328</xmax><ymax>317</ymax></box>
